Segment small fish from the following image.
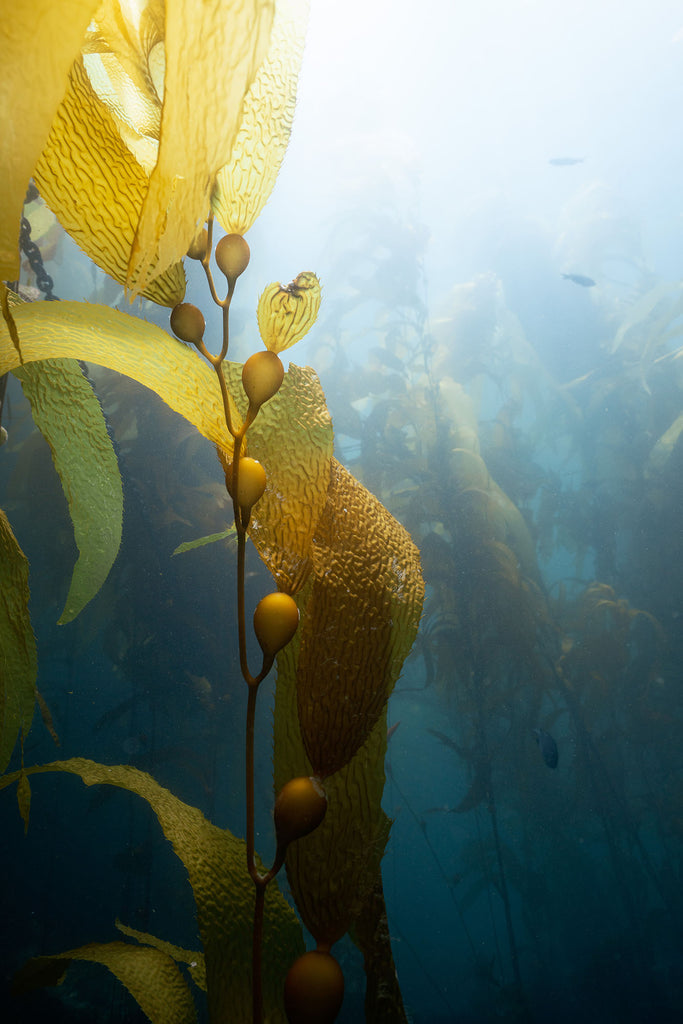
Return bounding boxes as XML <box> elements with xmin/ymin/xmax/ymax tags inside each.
<box><xmin>534</xmin><ymin>728</ymin><xmax>559</xmax><ymax>769</ymax></box>
<box><xmin>549</xmin><ymin>157</ymin><xmax>584</xmax><ymax>166</ymax></box>
<box><xmin>562</xmin><ymin>273</ymin><xmax>596</xmax><ymax>288</ymax></box>
<box><xmin>387</xmin><ymin>721</ymin><xmax>401</xmax><ymax>743</ymax></box>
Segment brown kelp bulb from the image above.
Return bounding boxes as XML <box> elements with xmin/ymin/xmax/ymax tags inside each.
<box><xmin>225</xmin><ymin>457</ymin><xmax>267</xmax><ymax>511</ymax></box>
<box><xmin>170</xmin><ymin>302</ymin><xmax>205</xmax><ymax>345</ymax></box>
<box><xmin>253</xmin><ymin>592</ymin><xmax>299</xmax><ymax>658</ymax></box>
<box><xmin>215</xmin><ymin>233</ymin><xmax>250</xmax><ymax>282</ymax></box>
<box><xmin>284</xmin><ymin>950</ymin><xmax>344</xmax><ymax>1024</ymax></box>
<box><xmin>187</xmin><ymin>228</ymin><xmax>208</xmax><ymax>260</ymax></box>
<box><xmin>274</xmin><ymin>777</ymin><xmax>327</xmax><ymax>848</ymax></box>
<box><xmin>242</xmin><ymin>350</ymin><xmax>284</xmax><ymax>409</ymax></box>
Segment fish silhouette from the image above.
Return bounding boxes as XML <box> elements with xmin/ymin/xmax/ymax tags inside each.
<box><xmin>534</xmin><ymin>728</ymin><xmax>559</xmax><ymax>769</ymax></box>
<box><xmin>562</xmin><ymin>273</ymin><xmax>596</xmax><ymax>288</ymax></box>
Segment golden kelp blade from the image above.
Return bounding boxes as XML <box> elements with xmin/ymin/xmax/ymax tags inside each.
<box><xmin>0</xmin><ymin>0</ymin><xmax>100</xmax><ymax>280</ymax></box>
<box><xmin>0</xmin><ymin>511</ymin><xmax>37</xmax><ymax>774</ymax></box>
<box><xmin>227</xmin><ymin>361</ymin><xmax>334</xmax><ymax>593</ymax></box>
<box><xmin>0</xmin><ymin>303</ymin><xmax>334</xmax><ymax>596</ymax></box>
<box><xmin>275</xmin><ymin>689</ymin><xmax>392</xmax><ymax>947</ymax></box>
<box><xmin>129</xmin><ymin>0</ymin><xmax>275</xmax><ymax>296</ymax></box>
<box><xmin>33</xmin><ymin>58</ymin><xmax>184</xmax><ymax>307</ymax></box>
<box><xmin>298</xmin><ymin>459</ymin><xmax>424</xmax><ymax>777</ymax></box>
<box><xmin>13</xmin><ymin>359</ymin><xmax>123</xmax><ymax>624</ymax></box>
<box><xmin>257</xmin><ymin>273</ymin><xmax>322</xmax><ymax>354</ymax></box>
<box><xmin>13</xmin><ymin>943</ymin><xmax>197</xmax><ymax>1024</ymax></box>
<box><xmin>0</xmin><ymin>301</ymin><xmax>235</xmax><ymax>453</ymax></box>
<box><xmin>82</xmin><ymin>0</ymin><xmax>165</xmax><ymax>173</ymax></box>
<box><xmin>115</xmin><ymin>920</ymin><xmax>206</xmax><ymax>992</ymax></box>
<box><xmin>212</xmin><ymin>0</ymin><xmax>309</xmax><ymax>235</ymax></box>
<box><xmin>0</xmin><ymin>759</ymin><xmax>304</xmax><ymax>1020</ymax></box>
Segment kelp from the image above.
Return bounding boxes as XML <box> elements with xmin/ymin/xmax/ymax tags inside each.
<box><xmin>1</xmin><ymin>759</ymin><xmax>304</xmax><ymax>1021</ymax></box>
<box><xmin>13</xmin><ymin>942</ymin><xmax>198</xmax><ymax>1024</ymax></box>
<box><xmin>0</xmin><ymin>511</ymin><xmax>37</xmax><ymax>774</ymax></box>
<box><xmin>0</xmin><ymin>0</ymin><xmax>101</xmax><ymax>280</ymax></box>
<box><xmin>294</xmin><ymin>459</ymin><xmax>423</xmax><ymax>777</ymax></box>
<box><xmin>0</xmin><ymin>2</ymin><xmax>429</xmax><ymax>1019</ymax></box>
<box><xmin>33</xmin><ymin>55</ymin><xmax>185</xmax><ymax>306</ymax></box>
<box><xmin>269</xmin><ymin>456</ymin><xmax>422</xmax><ymax>1011</ymax></box>
<box><xmin>3</xmin><ymin>0</ymin><xmax>302</xmax><ymax>300</ymax></box>
<box><xmin>0</xmin><ymin>300</ymin><xmax>234</xmax><ymax>450</ymax></box>
<box><xmin>257</xmin><ymin>273</ymin><xmax>324</xmax><ymax>355</ymax></box>
<box><xmin>12</xmin><ymin>358</ymin><xmax>123</xmax><ymax>623</ymax></box>
<box><xmin>212</xmin><ymin>0</ymin><xmax>309</xmax><ymax>236</ymax></box>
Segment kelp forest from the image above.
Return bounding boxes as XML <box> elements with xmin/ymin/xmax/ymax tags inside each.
<box><xmin>2</xmin><ymin>2</ymin><xmax>683</xmax><ymax>1023</ymax></box>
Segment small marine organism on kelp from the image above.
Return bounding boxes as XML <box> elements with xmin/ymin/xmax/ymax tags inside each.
<box><xmin>562</xmin><ymin>272</ymin><xmax>596</xmax><ymax>288</ymax></box>
<box><xmin>533</xmin><ymin>727</ymin><xmax>559</xmax><ymax>769</ymax></box>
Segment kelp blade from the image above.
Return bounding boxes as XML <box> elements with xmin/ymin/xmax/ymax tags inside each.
<box><xmin>0</xmin><ymin>758</ymin><xmax>303</xmax><ymax>1020</ymax></box>
<box><xmin>13</xmin><ymin>359</ymin><xmax>123</xmax><ymax>623</ymax></box>
<box><xmin>34</xmin><ymin>57</ymin><xmax>185</xmax><ymax>307</ymax></box>
<box><xmin>129</xmin><ymin>0</ymin><xmax>274</xmax><ymax>294</ymax></box>
<box><xmin>0</xmin><ymin>301</ymin><xmax>234</xmax><ymax>452</ymax></box>
<box><xmin>272</xmin><ymin>460</ymin><xmax>423</xmax><ymax>957</ymax></box>
<box><xmin>212</xmin><ymin>0</ymin><xmax>309</xmax><ymax>235</ymax></box>
<box><xmin>0</xmin><ymin>511</ymin><xmax>37</xmax><ymax>773</ymax></box>
<box><xmin>298</xmin><ymin>459</ymin><xmax>424</xmax><ymax>777</ymax></box>
<box><xmin>13</xmin><ymin>942</ymin><xmax>197</xmax><ymax>1024</ymax></box>
<box><xmin>0</xmin><ymin>0</ymin><xmax>100</xmax><ymax>279</ymax></box>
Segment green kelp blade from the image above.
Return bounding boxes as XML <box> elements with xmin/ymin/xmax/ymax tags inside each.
<box><xmin>115</xmin><ymin>919</ymin><xmax>206</xmax><ymax>992</ymax></box>
<box><xmin>0</xmin><ymin>510</ymin><xmax>37</xmax><ymax>773</ymax></box>
<box><xmin>13</xmin><ymin>359</ymin><xmax>123</xmax><ymax>623</ymax></box>
<box><xmin>12</xmin><ymin>941</ymin><xmax>197</xmax><ymax>1024</ymax></box>
<box><xmin>0</xmin><ymin>759</ymin><xmax>304</xmax><ymax>1021</ymax></box>
<box><xmin>172</xmin><ymin>526</ymin><xmax>235</xmax><ymax>556</ymax></box>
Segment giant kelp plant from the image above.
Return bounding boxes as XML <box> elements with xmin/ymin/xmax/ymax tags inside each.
<box><xmin>0</xmin><ymin>3</ymin><xmax>424</xmax><ymax>1022</ymax></box>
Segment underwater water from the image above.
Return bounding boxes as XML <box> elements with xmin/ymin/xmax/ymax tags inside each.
<box><xmin>4</xmin><ymin>1</ymin><xmax>683</xmax><ymax>1021</ymax></box>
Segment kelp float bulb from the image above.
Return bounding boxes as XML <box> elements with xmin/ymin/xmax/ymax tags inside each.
<box><xmin>274</xmin><ymin>777</ymin><xmax>327</xmax><ymax>848</ymax></box>
<box><xmin>253</xmin><ymin>592</ymin><xmax>299</xmax><ymax>659</ymax></box>
<box><xmin>215</xmin><ymin>233</ymin><xmax>250</xmax><ymax>284</ymax></box>
<box><xmin>225</xmin><ymin>456</ymin><xmax>267</xmax><ymax>512</ymax></box>
<box><xmin>170</xmin><ymin>302</ymin><xmax>205</xmax><ymax>345</ymax></box>
<box><xmin>242</xmin><ymin>350</ymin><xmax>284</xmax><ymax>411</ymax></box>
<box><xmin>284</xmin><ymin>950</ymin><xmax>344</xmax><ymax>1024</ymax></box>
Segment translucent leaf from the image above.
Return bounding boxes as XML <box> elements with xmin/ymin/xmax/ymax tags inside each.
<box><xmin>257</xmin><ymin>273</ymin><xmax>322</xmax><ymax>354</ymax></box>
<box><xmin>296</xmin><ymin>459</ymin><xmax>424</xmax><ymax>777</ymax></box>
<box><xmin>0</xmin><ymin>301</ymin><xmax>235</xmax><ymax>454</ymax></box>
<box><xmin>228</xmin><ymin>362</ymin><xmax>334</xmax><ymax>593</ymax></box>
<box><xmin>12</xmin><ymin>359</ymin><xmax>124</xmax><ymax>623</ymax></box>
<box><xmin>0</xmin><ymin>0</ymin><xmax>101</xmax><ymax>279</ymax></box>
<box><xmin>13</xmin><ymin>941</ymin><xmax>197</xmax><ymax>1024</ymax></box>
<box><xmin>1</xmin><ymin>759</ymin><xmax>304</xmax><ymax>1020</ymax></box>
<box><xmin>0</xmin><ymin>301</ymin><xmax>336</xmax><ymax>597</ymax></box>
<box><xmin>82</xmin><ymin>0</ymin><xmax>165</xmax><ymax>172</ymax></box>
<box><xmin>212</xmin><ymin>0</ymin><xmax>309</xmax><ymax>235</ymax></box>
<box><xmin>0</xmin><ymin>510</ymin><xmax>37</xmax><ymax>773</ymax></box>
<box><xmin>272</xmin><ymin>460</ymin><xmax>424</xmax><ymax>950</ymax></box>
<box><xmin>116</xmin><ymin>919</ymin><xmax>206</xmax><ymax>992</ymax></box>
<box><xmin>33</xmin><ymin>57</ymin><xmax>185</xmax><ymax>307</ymax></box>
<box><xmin>129</xmin><ymin>0</ymin><xmax>275</xmax><ymax>295</ymax></box>
<box><xmin>275</xmin><ymin>701</ymin><xmax>392</xmax><ymax>947</ymax></box>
